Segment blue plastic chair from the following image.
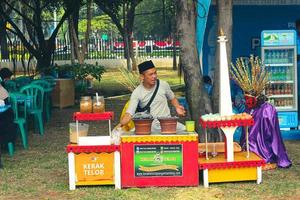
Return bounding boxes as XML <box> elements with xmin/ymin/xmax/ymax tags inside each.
<box><xmin>20</xmin><ymin>84</ymin><xmax>45</xmax><ymax>135</ymax></box>
<box><xmin>41</xmin><ymin>75</ymin><xmax>56</xmax><ymax>90</ymax></box>
<box><xmin>9</xmin><ymin>92</ymin><xmax>28</xmax><ymax>149</ymax></box>
<box><xmin>31</xmin><ymin>79</ymin><xmax>52</xmax><ymax>122</ymax></box>
<box><xmin>15</xmin><ymin>76</ymin><xmax>32</xmax><ymax>89</ymax></box>
<box><xmin>4</xmin><ymin>80</ymin><xmax>17</xmax><ymax>92</ymax></box>
<box><xmin>8</xmin><ymin>142</ymin><xmax>14</xmax><ymax>156</ymax></box>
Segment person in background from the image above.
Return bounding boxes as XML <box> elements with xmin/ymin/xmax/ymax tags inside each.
<box><xmin>0</xmin><ymin>68</ymin><xmax>17</xmax><ymax>169</ymax></box>
<box><xmin>203</xmin><ymin>75</ymin><xmax>213</xmax><ymax>96</ymax></box>
<box><xmin>119</xmin><ymin>60</ymin><xmax>186</xmax><ymax>132</ymax></box>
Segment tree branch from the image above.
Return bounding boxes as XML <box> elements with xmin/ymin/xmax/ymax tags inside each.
<box><xmin>20</xmin><ymin>0</ymin><xmax>35</xmax><ymax>11</ymax></box>
<box><xmin>3</xmin><ymin>0</ymin><xmax>37</xmax><ymax>29</ymax></box>
<box><xmin>94</xmin><ymin>0</ymin><xmax>124</xmax><ymax>36</ymax></box>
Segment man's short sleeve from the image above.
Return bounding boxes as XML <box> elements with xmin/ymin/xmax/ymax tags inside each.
<box><xmin>162</xmin><ymin>80</ymin><xmax>175</xmax><ymax>100</ymax></box>
<box><xmin>126</xmin><ymin>90</ymin><xmax>139</xmax><ymax>116</ymax></box>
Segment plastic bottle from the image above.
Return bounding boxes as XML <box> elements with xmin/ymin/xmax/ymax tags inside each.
<box><xmin>273</xmin><ymin>68</ymin><xmax>278</xmax><ymax>81</ymax></box>
<box><xmin>274</xmin><ymin>51</ymin><xmax>279</xmax><ymax>64</ymax></box>
<box><xmin>265</xmin><ymin>51</ymin><xmax>270</xmax><ymax>64</ymax></box>
<box><xmin>269</xmin><ymin>51</ymin><xmax>274</xmax><ymax>64</ymax></box>
<box><xmin>284</xmin><ymin>50</ymin><xmax>289</xmax><ymax>63</ymax></box>
<box><xmin>279</xmin><ymin>50</ymin><xmax>284</xmax><ymax>64</ymax></box>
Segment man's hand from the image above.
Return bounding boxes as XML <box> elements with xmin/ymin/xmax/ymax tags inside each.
<box><xmin>175</xmin><ymin>105</ymin><xmax>186</xmax><ymax>117</ymax></box>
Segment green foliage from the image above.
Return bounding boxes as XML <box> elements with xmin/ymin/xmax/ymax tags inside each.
<box><xmin>134</xmin><ymin>0</ymin><xmax>176</xmax><ymax>38</ymax></box>
<box><xmin>78</xmin><ymin>15</ymin><xmax>118</xmax><ymax>37</ymax></box>
<box><xmin>54</xmin><ymin>63</ymin><xmax>106</xmax><ymax>81</ymax></box>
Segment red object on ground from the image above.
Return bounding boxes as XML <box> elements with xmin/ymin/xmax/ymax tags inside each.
<box><xmin>121</xmin><ymin>139</ymin><xmax>199</xmax><ymax>188</ymax></box>
<box><xmin>73</xmin><ymin>112</ymin><xmax>114</xmax><ymax>121</ymax></box>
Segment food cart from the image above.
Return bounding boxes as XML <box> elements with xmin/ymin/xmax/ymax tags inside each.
<box><xmin>66</xmin><ymin>112</ymin><xmax>121</xmax><ymax>190</ymax></box>
<box><xmin>120</xmin><ymin>133</ymin><xmax>199</xmax><ymax>188</ymax></box>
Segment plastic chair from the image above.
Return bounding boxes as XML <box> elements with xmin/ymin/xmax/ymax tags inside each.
<box><xmin>8</xmin><ymin>142</ymin><xmax>14</xmax><ymax>156</ymax></box>
<box><xmin>31</xmin><ymin>79</ymin><xmax>52</xmax><ymax>122</ymax></box>
<box><xmin>20</xmin><ymin>84</ymin><xmax>45</xmax><ymax>135</ymax></box>
<box><xmin>4</xmin><ymin>80</ymin><xmax>17</xmax><ymax>92</ymax></box>
<box><xmin>41</xmin><ymin>75</ymin><xmax>56</xmax><ymax>89</ymax></box>
<box><xmin>9</xmin><ymin>92</ymin><xmax>28</xmax><ymax>149</ymax></box>
<box><xmin>15</xmin><ymin>76</ymin><xmax>32</xmax><ymax>89</ymax></box>
<box><xmin>120</xmin><ymin>100</ymin><xmax>134</xmax><ymax>131</ymax></box>
<box><xmin>41</xmin><ymin>76</ymin><xmax>56</xmax><ymax>118</ymax></box>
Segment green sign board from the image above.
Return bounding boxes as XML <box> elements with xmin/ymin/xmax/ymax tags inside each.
<box><xmin>101</xmin><ymin>34</ymin><xmax>108</xmax><ymax>41</ymax></box>
<box><xmin>134</xmin><ymin>144</ymin><xmax>183</xmax><ymax>177</ymax></box>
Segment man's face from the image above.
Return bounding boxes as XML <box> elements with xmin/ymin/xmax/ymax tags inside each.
<box><xmin>141</xmin><ymin>68</ymin><xmax>157</xmax><ymax>86</ymax></box>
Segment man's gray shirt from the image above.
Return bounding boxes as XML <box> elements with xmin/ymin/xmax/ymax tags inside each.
<box><xmin>126</xmin><ymin>80</ymin><xmax>175</xmax><ymax>118</ymax></box>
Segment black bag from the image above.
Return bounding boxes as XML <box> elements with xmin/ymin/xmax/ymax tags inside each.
<box><xmin>136</xmin><ymin>79</ymin><xmax>160</xmax><ymax>113</ymax></box>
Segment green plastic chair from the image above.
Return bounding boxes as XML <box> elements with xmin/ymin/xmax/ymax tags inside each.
<box><xmin>15</xmin><ymin>76</ymin><xmax>32</xmax><ymax>89</ymax></box>
<box><xmin>20</xmin><ymin>84</ymin><xmax>44</xmax><ymax>135</ymax></box>
<box><xmin>9</xmin><ymin>92</ymin><xmax>28</xmax><ymax>149</ymax></box>
<box><xmin>4</xmin><ymin>80</ymin><xmax>17</xmax><ymax>92</ymax></box>
<box><xmin>41</xmin><ymin>76</ymin><xmax>56</xmax><ymax>117</ymax></box>
<box><xmin>8</xmin><ymin>142</ymin><xmax>14</xmax><ymax>156</ymax></box>
<box><xmin>31</xmin><ymin>79</ymin><xmax>52</xmax><ymax>122</ymax></box>
<box><xmin>41</xmin><ymin>75</ymin><xmax>56</xmax><ymax>89</ymax></box>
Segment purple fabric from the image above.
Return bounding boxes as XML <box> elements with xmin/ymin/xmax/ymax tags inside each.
<box><xmin>240</xmin><ymin>102</ymin><xmax>292</xmax><ymax>168</ymax></box>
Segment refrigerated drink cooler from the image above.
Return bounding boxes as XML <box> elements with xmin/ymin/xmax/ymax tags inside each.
<box><xmin>261</xmin><ymin>30</ymin><xmax>298</xmax><ymax>129</ymax></box>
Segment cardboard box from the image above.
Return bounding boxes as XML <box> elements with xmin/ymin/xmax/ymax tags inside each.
<box><xmin>52</xmin><ymin>79</ymin><xmax>75</xmax><ymax>108</ymax></box>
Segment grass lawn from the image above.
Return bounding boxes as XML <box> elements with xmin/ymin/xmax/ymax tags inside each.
<box><xmin>1</xmin><ymin>68</ymin><xmax>300</xmax><ymax>200</ymax></box>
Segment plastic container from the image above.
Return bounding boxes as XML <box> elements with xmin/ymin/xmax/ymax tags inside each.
<box><xmin>185</xmin><ymin>121</ymin><xmax>195</xmax><ymax>132</ymax></box>
<box><xmin>93</xmin><ymin>96</ymin><xmax>105</xmax><ymax>113</ymax></box>
<box><xmin>80</xmin><ymin>96</ymin><xmax>92</xmax><ymax>113</ymax></box>
<box><xmin>69</xmin><ymin>122</ymin><xmax>89</xmax><ymax>143</ymax></box>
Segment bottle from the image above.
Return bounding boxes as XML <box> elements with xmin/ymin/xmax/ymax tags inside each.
<box><xmin>268</xmin><ymin>66</ymin><xmax>272</xmax><ymax>80</ymax></box>
<box><xmin>281</xmin><ymin>67</ymin><xmax>284</xmax><ymax>81</ymax></box>
<box><xmin>269</xmin><ymin>51</ymin><xmax>274</xmax><ymax>64</ymax></box>
<box><xmin>284</xmin><ymin>50</ymin><xmax>288</xmax><ymax>63</ymax></box>
<box><xmin>287</xmin><ymin>68</ymin><xmax>290</xmax><ymax>80</ymax></box>
<box><xmin>265</xmin><ymin>51</ymin><xmax>270</xmax><ymax>64</ymax></box>
<box><xmin>283</xmin><ymin>67</ymin><xmax>287</xmax><ymax>81</ymax></box>
<box><xmin>277</xmin><ymin>67</ymin><xmax>281</xmax><ymax>81</ymax></box>
<box><xmin>273</xmin><ymin>68</ymin><xmax>278</xmax><ymax>81</ymax></box>
<box><xmin>279</xmin><ymin>50</ymin><xmax>284</xmax><ymax>64</ymax></box>
<box><xmin>273</xmin><ymin>51</ymin><xmax>280</xmax><ymax>64</ymax></box>
<box><xmin>287</xmin><ymin>84</ymin><xmax>292</xmax><ymax>94</ymax></box>
<box><xmin>283</xmin><ymin>84</ymin><xmax>288</xmax><ymax>94</ymax></box>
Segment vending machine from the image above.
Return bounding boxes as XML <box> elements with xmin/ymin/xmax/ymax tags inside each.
<box><xmin>261</xmin><ymin>30</ymin><xmax>298</xmax><ymax>129</ymax></box>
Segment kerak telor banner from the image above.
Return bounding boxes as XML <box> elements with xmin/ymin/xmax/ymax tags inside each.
<box><xmin>201</xmin><ymin>5</ymin><xmax>300</xmax><ymax>77</ymax></box>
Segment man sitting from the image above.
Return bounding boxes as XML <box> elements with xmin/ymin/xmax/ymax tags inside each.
<box><xmin>119</xmin><ymin>60</ymin><xmax>186</xmax><ymax>132</ymax></box>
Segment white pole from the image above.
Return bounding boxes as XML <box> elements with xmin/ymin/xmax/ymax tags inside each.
<box><xmin>114</xmin><ymin>151</ymin><xmax>121</xmax><ymax>189</ymax></box>
<box><xmin>68</xmin><ymin>152</ymin><xmax>76</xmax><ymax>190</ymax></box>
<box><xmin>218</xmin><ymin>31</ymin><xmax>233</xmax><ymax>116</ymax></box>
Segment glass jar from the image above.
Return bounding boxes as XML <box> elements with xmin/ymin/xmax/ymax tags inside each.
<box><xmin>93</xmin><ymin>96</ymin><xmax>105</xmax><ymax>113</ymax></box>
<box><xmin>80</xmin><ymin>96</ymin><xmax>92</xmax><ymax>113</ymax></box>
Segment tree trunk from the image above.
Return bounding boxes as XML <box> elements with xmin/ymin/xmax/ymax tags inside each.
<box><xmin>68</xmin><ymin>17</ymin><xmax>76</xmax><ymax>64</ymax></box>
<box><xmin>212</xmin><ymin>0</ymin><xmax>233</xmax><ymax>113</ymax></box>
<box><xmin>128</xmin><ymin>33</ymin><xmax>137</xmax><ymax>71</ymax></box>
<box><xmin>211</xmin><ymin>0</ymin><xmax>233</xmax><ymax>141</ymax></box>
<box><xmin>0</xmin><ymin>18</ymin><xmax>9</xmax><ymax>60</ymax></box>
<box><xmin>172</xmin><ymin>32</ymin><xmax>177</xmax><ymax>70</ymax></box>
<box><xmin>36</xmin><ymin>53</ymin><xmax>52</xmax><ymax>73</ymax></box>
<box><xmin>176</xmin><ymin>0</ymin><xmax>212</xmax><ymax>141</ymax></box>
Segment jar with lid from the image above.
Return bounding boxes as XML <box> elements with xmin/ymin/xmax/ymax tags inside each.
<box><xmin>93</xmin><ymin>96</ymin><xmax>105</xmax><ymax>113</ymax></box>
<box><xmin>80</xmin><ymin>96</ymin><xmax>92</xmax><ymax>113</ymax></box>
